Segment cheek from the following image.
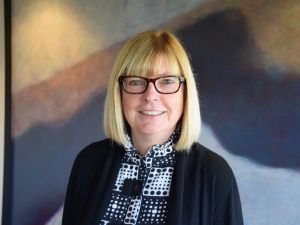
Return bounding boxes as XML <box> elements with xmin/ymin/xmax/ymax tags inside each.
<box><xmin>121</xmin><ymin>94</ymin><xmax>138</xmax><ymax>120</ymax></box>
<box><xmin>166</xmin><ymin>91</ymin><xmax>184</xmax><ymax>117</ymax></box>
<box><xmin>121</xmin><ymin>96</ymin><xmax>130</xmax><ymax>117</ymax></box>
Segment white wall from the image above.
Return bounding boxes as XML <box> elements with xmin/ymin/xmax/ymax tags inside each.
<box><xmin>0</xmin><ymin>0</ymin><xmax>5</xmax><ymax>223</ymax></box>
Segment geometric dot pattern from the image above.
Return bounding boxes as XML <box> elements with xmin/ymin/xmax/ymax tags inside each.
<box><xmin>143</xmin><ymin>167</ymin><xmax>173</xmax><ymax>196</ymax></box>
<box><xmin>99</xmin><ymin>128</ymin><xmax>180</xmax><ymax>225</ymax></box>
<box><xmin>124</xmin><ymin>197</ymin><xmax>142</xmax><ymax>224</ymax></box>
<box><xmin>99</xmin><ymin>220</ymin><xmax>109</xmax><ymax>225</ymax></box>
<box><xmin>100</xmin><ymin>193</ymin><xmax>131</xmax><ymax>223</ymax></box>
<box><xmin>138</xmin><ymin>198</ymin><xmax>168</xmax><ymax>224</ymax></box>
<box><xmin>113</xmin><ymin>163</ymin><xmax>139</xmax><ymax>192</ymax></box>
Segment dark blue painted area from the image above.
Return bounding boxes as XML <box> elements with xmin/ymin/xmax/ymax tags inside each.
<box><xmin>177</xmin><ymin>8</ymin><xmax>300</xmax><ymax>168</ymax></box>
<box><xmin>12</xmin><ymin>92</ymin><xmax>106</xmax><ymax>225</ymax></box>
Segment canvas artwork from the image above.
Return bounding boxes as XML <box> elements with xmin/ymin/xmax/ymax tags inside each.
<box><xmin>7</xmin><ymin>0</ymin><xmax>300</xmax><ymax>225</ymax></box>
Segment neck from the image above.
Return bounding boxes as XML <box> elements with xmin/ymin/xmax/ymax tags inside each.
<box><xmin>131</xmin><ymin>130</ymin><xmax>173</xmax><ymax>156</ymax></box>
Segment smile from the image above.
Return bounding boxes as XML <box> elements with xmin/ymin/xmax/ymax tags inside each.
<box><xmin>140</xmin><ymin>111</ymin><xmax>165</xmax><ymax>116</ymax></box>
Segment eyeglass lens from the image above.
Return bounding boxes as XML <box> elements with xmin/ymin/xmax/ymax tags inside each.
<box><xmin>121</xmin><ymin>76</ymin><xmax>183</xmax><ymax>94</ymax></box>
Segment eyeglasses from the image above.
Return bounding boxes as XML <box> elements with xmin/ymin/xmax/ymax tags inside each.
<box><xmin>119</xmin><ymin>75</ymin><xmax>185</xmax><ymax>94</ymax></box>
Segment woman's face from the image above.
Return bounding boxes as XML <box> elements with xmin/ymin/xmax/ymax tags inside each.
<box><xmin>121</xmin><ymin>56</ymin><xmax>184</xmax><ymax>141</ymax></box>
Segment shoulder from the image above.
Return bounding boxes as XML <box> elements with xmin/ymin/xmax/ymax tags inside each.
<box><xmin>177</xmin><ymin>142</ymin><xmax>235</xmax><ymax>180</ymax></box>
<box><xmin>73</xmin><ymin>138</ymin><xmax>123</xmax><ymax>168</ymax></box>
<box><xmin>77</xmin><ymin>138</ymin><xmax>120</xmax><ymax>156</ymax></box>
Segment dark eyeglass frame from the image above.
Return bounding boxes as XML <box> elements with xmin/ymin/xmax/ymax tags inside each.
<box><xmin>118</xmin><ymin>75</ymin><xmax>186</xmax><ymax>94</ymax></box>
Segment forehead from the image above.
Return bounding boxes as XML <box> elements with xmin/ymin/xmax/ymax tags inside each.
<box><xmin>125</xmin><ymin>54</ymin><xmax>181</xmax><ymax>77</ymax></box>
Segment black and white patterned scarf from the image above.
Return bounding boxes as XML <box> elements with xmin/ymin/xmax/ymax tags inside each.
<box><xmin>100</xmin><ymin>129</ymin><xmax>180</xmax><ymax>225</ymax></box>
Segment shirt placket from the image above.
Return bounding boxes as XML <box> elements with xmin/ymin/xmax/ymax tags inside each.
<box><xmin>123</xmin><ymin>153</ymin><xmax>153</xmax><ymax>224</ymax></box>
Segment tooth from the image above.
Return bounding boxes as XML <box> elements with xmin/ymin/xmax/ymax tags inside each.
<box><xmin>142</xmin><ymin>111</ymin><xmax>163</xmax><ymax>115</ymax></box>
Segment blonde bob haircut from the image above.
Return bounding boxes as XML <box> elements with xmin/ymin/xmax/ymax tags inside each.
<box><xmin>104</xmin><ymin>30</ymin><xmax>201</xmax><ymax>151</ymax></box>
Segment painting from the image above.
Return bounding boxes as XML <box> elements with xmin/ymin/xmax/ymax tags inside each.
<box><xmin>4</xmin><ymin>0</ymin><xmax>300</xmax><ymax>224</ymax></box>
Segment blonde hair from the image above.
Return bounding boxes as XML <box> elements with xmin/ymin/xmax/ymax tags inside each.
<box><xmin>104</xmin><ymin>30</ymin><xmax>201</xmax><ymax>150</ymax></box>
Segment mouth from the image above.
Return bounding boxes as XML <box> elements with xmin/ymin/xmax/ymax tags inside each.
<box><xmin>139</xmin><ymin>110</ymin><xmax>165</xmax><ymax>116</ymax></box>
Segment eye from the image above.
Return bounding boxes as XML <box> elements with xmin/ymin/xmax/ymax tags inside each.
<box><xmin>126</xmin><ymin>78</ymin><xmax>143</xmax><ymax>86</ymax></box>
<box><xmin>159</xmin><ymin>77</ymin><xmax>178</xmax><ymax>85</ymax></box>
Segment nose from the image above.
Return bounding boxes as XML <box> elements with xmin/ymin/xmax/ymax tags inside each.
<box><xmin>143</xmin><ymin>82</ymin><xmax>160</xmax><ymax>101</ymax></box>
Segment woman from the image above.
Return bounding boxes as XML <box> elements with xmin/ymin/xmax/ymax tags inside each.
<box><xmin>62</xmin><ymin>30</ymin><xmax>243</xmax><ymax>225</ymax></box>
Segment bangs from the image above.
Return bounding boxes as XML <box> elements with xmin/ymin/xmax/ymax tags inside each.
<box><xmin>124</xmin><ymin>45</ymin><xmax>182</xmax><ymax>77</ymax></box>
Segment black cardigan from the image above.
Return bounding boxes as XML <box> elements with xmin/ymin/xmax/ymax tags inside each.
<box><xmin>62</xmin><ymin>139</ymin><xmax>243</xmax><ymax>225</ymax></box>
